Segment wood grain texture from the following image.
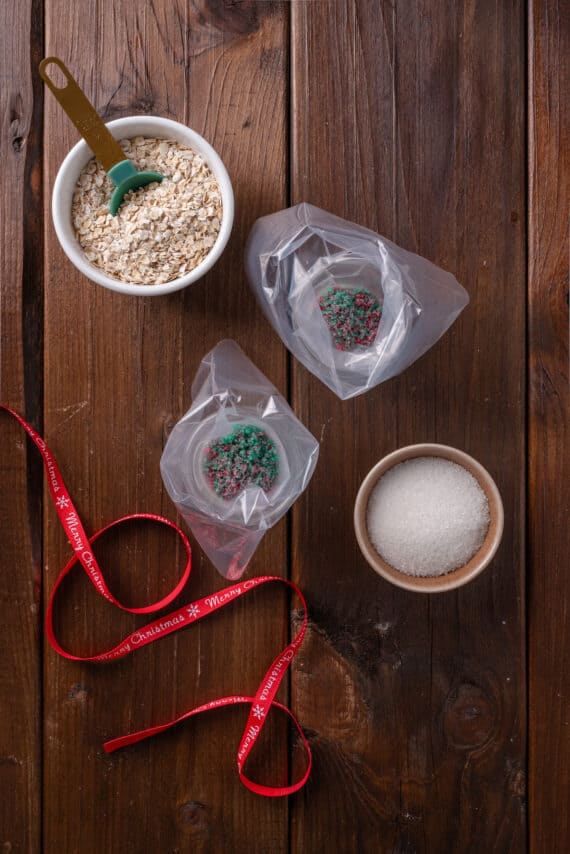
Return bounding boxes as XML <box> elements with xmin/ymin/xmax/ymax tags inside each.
<box><xmin>528</xmin><ymin>2</ymin><xmax>570</xmax><ymax>851</ymax></box>
<box><xmin>43</xmin><ymin>1</ymin><xmax>289</xmax><ymax>851</ymax></box>
<box><xmin>5</xmin><ymin>0</ymin><xmax>567</xmax><ymax>849</ymax></box>
<box><xmin>290</xmin><ymin>2</ymin><xmax>526</xmax><ymax>851</ymax></box>
<box><xmin>0</xmin><ymin>0</ymin><xmax>43</xmax><ymax>850</ymax></box>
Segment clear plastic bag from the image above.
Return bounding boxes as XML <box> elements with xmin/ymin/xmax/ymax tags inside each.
<box><xmin>160</xmin><ymin>340</ymin><xmax>319</xmax><ymax>580</ymax></box>
<box><xmin>245</xmin><ymin>203</ymin><xmax>469</xmax><ymax>399</ymax></box>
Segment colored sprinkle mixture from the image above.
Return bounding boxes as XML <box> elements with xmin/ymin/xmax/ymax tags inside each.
<box><xmin>204</xmin><ymin>425</ymin><xmax>279</xmax><ymax>500</ymax></box>
<box><xmin>319</xmin><ymin>286</ymin><xmax>382</xmax><ymax>351</ymax></box>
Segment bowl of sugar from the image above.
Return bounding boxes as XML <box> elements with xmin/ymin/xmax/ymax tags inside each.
<box><xmin>354</xmin><ymin>444</ymin><xmax>504</xmax><ymax>592</ymax></box>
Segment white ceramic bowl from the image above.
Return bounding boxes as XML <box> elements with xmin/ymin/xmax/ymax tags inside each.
<box><xmin>51</xmin><ymin>116</ymin><xmax>234</xmax><ymax>296</ymax></box>
<box><xmin>354</xmin><ymin>443</ymin><xmax>504</xmax><ymax>593</ymax></box>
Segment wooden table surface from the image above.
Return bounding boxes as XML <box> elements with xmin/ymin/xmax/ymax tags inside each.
<box><xmin>1</xmin><ymin>1</ymin><xmax>568</xmax><ymax>852</ymax></box>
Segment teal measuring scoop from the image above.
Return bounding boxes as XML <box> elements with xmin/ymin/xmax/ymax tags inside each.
<box><xmin>39</xmin><ymin>57</ymin><xmax>163</xmax><ymax>215</ymax></box>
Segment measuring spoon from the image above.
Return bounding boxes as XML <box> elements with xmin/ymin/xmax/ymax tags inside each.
<box><xmin>40</xmin><ymin>56</ymin><xmax>163</xmax><ymax>215</ymax></box>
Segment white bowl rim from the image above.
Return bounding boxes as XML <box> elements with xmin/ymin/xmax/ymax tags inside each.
<box><xmin>51</xmin><ymin>115</ymin><xmax>234</xmax><ymax>296</ymax></box>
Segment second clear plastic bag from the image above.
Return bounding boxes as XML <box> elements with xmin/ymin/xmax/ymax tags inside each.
<box><xmin>160</xmin><ymin>340</ymin><xmax>319</xmax><ymax>580</ymax></box>
<box><xmin>245</xmin><ymin>203</ymin><xmax>469</xmax><ymax>399</ymax></box>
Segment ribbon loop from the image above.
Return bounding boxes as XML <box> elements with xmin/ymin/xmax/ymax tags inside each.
<box><xmin>1</xmin><ymin>404</ymin><xmax>311</xmax><ymax>796</ymax></box>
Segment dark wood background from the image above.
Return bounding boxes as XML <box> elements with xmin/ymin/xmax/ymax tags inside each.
<box><xmin>0</xmin><ymin>1</ymin><xmax>567</xmax><ymax>851</ymax></box>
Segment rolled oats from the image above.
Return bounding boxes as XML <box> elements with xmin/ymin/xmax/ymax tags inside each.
<box><xmin>71</xmin><ymin>137</ymin><xmax>223</xmax><ymax>285</ymax></box>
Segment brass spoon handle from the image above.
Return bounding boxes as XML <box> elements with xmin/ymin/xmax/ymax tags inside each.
<box><xmin>39</xmin><ymin>56</ymin><xmax>126</xmax><ymax>172</ymax></box>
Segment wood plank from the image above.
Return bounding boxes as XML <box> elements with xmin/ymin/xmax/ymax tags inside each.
<box><xmin>43</xmin><ymin>1</ymin><xmax>289</xmax><ymax>850</ymax></box>
<box><xmin>290</xmin><ymin>1</ymin><xmax>526</xmax><ymax>850</ymax></box>
<box><xmin>528</xmin><ymin>1</ymin><xmax>570</xmax><ymax>850</ymax></box>
<box><xmin>0</xmin><ymin>0</ymin><xmax>43</xmax><ymax>850</ymax></box>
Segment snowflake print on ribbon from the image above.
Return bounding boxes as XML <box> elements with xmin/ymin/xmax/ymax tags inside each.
<box><xmin>252</xmin><ymin>704</ymin><xmax>266</xmax><ymax>721</ymax></box>
<box><xmin>186</xmin><ymin>604</ymin><xmax>200</xmax><ymax>619</ymax></box>
<box><xmin>56</xmin><ymin>495</ymin><xmax>70</xmax><ymax>509</ymax></box>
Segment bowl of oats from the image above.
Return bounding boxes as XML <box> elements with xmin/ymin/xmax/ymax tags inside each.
<box><xmin>51</xmin><ymin>115</ymin><xmax>234</xmax><ymax>295</ymax></box>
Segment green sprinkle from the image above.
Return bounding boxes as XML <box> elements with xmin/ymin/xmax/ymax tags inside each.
<box><xmin>319</xmin><ymin>286</ymin><xmax>382</xmax><ymax>351</ymax></box>
<box><xmin>204</xmin><ymin>424</ymin><xmax>279</xmax><ymax>500</ymax></box>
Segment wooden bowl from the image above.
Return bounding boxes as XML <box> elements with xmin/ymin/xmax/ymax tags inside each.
<box><xmin>353</xmin><ymin>444</ymin><xmax>504</xmax><ymax>593</ymax></box>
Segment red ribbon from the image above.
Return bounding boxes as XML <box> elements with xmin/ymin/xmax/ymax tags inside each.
<box><xmin>1</xmin><ymin>404</ymin><xmax>311</xmax><ymax>797</ymax></box>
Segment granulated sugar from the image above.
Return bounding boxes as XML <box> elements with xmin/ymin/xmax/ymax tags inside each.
<box><xmin>366</xmin><ymin>457</ymin><xmax>490</xmax><ymax>577</ymax></box>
